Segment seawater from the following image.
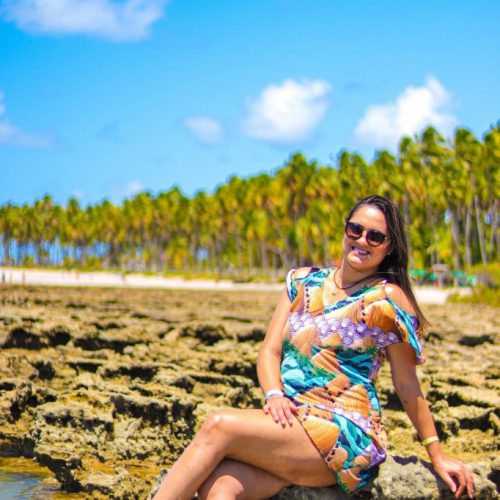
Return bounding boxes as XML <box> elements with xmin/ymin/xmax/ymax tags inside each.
<box><xmin>0</xmin><ymin>471</ymin><xmax>48</xmax><ymax>499</ymax></box>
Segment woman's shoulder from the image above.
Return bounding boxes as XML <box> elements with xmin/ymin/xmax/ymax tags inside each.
<box><xmin>288</xmin><ymin>266</ymin><xmax>331</xmax><ymax>282</ymax></box>
<box><xmin>363</xmin><ymin>282</ymin><xmax>417</xmax><ymax>323</ymax></box>
<box><xmin>383</xmin><ymin>283</ymin><xmax>416</xmax><ymax>316</ymax></box>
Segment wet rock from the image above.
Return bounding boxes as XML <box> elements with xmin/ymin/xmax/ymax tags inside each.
<box><xmin>35</xmin><ymin>449</ymin><xmax>83</xmax><ymax>492</ymax></box>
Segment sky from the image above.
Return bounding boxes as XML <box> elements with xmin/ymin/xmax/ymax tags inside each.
<box><xmin>0</xmin><ymin>0</ymin><xmax>499</xmax><ymax>206</ymax></box>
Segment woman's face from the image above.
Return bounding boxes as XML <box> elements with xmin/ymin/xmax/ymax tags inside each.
<box><xmin>342</xmin><ymin>204</ymin><xmax>391</xmax><ymax>274</ymax></box>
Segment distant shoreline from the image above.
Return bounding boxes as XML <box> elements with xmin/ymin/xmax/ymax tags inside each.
<box><xmin>0</xmin><ymin>266</ymin><xmax>471</xmax><ymax>304</ymax></box>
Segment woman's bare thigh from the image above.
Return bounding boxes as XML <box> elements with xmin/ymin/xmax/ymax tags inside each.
<box><xmin>198</xmin><ymin>459</ymin><xmax>290</xmax><ymax>500</ymax></box>
<box><xmin>207</xmin><ymin>408</ymin><xmax>336</xmax><ymax>487</ymax></box>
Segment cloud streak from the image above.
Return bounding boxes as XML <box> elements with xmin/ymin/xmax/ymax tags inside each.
<box><xmin>0</xmin><ymin>91</ymin><xmax>51</xmax><ymax>148</ymax></box>
<box><xmin>354</xmin><ymin>76</ymin><xmax>458</xmax><ymax>149</ymax></box>
<box><xmin>241</xmin><ymin>78</ymin><xmax>331</xmax><ymax>145</ymax></box>
<box><xmin>183</xmin><ymin>115</ymin><xmax>224</xmax><ymax>145</ymax></box>
<box><xmin>0</xmin><ymin>0</ymin><xmax>168</xmax><ymax>41</ymax></box>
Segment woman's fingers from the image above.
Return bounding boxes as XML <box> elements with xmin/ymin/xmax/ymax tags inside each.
<box><xmin>282</xmin><ymin>403</ymin><xmax>295</xmax><ymax>426</ymax></box>
<box><xmin>438</xmin><ymin>469</ymin><xmax>457</xmax><ymax>494</ymax></box>
<box><xmin>465</xmin><ymin>467</ymin><xmax>475</xmax><ymax>498</ymax></box>
<box><xmin>265</xmin><ymin>397</ymin><xmax>297</xmax><ymax>427</ymax></box>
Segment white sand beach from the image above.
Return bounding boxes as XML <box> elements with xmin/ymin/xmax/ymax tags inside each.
<box><xmin>0</xmin><ymin>267</ymin><xmax>471</xmax><ymax>304</ymax></box>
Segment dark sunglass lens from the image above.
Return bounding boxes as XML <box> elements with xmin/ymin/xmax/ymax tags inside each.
<box><xmin>346</xmin><ymin>222</ymin><xmax>363</xmax><ymax>239</ymax></box>
<box><xmin>366</xmin><ymin>230</ymin><xmax>386</xmax><ymax>246</ymax></box>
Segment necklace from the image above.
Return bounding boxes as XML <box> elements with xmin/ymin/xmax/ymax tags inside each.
<box><xmin>331</xmin><ymin>268</ymin><xmax>374</xmax><ymax>295</ymax></box>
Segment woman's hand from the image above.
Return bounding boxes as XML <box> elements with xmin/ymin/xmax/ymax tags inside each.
<box><xmin>431</xmin><ymin>453</ymin><xmax>475</xmax><ymax>499</ymax></box>
<box><xmin>263</xmin><ymin>395</ymin><xmax>298</xmax><ymax>427</ymax></box>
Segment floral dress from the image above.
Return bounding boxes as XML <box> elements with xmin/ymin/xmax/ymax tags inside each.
<box><xmin>281</xmin><ymin>267</ymin><xmax>425</xmax><ymax>493</ymax></box>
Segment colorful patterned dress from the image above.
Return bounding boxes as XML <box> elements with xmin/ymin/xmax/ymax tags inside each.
<box><xmin>281</xmin><ymin>267</ymin><xmax>425</xmax><ymax>493</ymax></box>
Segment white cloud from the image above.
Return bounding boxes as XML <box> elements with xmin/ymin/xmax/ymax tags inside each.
<box><xmin>183</xmin><ymin>115</ymin><xmax>224</xmax><ymax>145</ymax></box>
<box><xmin>0</xmin><ymin>91</ymin><xmax>51</xmax><ymax>148</ymax></box>
<box><xmin>354</xmin><ymin>76</ymin><xmax>458</xmax><ymax>149</ymax></box>
<box><xmin>108</xmin><ymin>179</ymin><xmax>144</xmax><ymax>203</ymax></box>
<box><xmin>241</xmin><ymin>78</ymin><xmax>331</xmax><ymax>144</ymax></box>
<box><xmin>0</xmin><ymin>0</ymin><xmax>167</xmax><ymax>41</ymax></box>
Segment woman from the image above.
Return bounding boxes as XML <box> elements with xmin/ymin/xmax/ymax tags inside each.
<box><xmin>153</xmin><ymin>195</ymin><xmax>474</xmax><ymax>500</ymax></box>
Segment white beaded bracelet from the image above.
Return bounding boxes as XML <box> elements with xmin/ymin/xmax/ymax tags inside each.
<box><xmin>264</xmin><ymin>389</ymin><xmax>284</xmax><ymax>403</ymax></box>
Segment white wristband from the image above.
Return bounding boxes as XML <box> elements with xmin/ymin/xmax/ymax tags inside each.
<box><xmin>264</xmin><ymin>389</ymin><xmax>284</xmax><ymax>403</ymax></box>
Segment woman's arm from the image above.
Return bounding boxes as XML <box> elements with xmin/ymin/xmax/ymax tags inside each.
<box><xmin>257</xmin><ymin>287</ymin><xmax>298</xmax><ymax>427</ymax></box>
<box><xmin>387</xmin><ymin>343</ymin><xmax>473</xmax><ymax>498</ymax></box>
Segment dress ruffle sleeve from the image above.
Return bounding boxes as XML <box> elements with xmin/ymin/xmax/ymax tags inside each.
<box><xmin>366</xmin><ymin>297</ymin><xmax>425</xmax><ymax>365</ymax></box>
<box><xmin>286</xmin><ymin>268</ymin><xmax>298</xmax><ymax>302</ymax></box>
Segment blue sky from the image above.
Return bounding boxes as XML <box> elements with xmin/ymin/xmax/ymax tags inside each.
<box><xmin>0</xmin><ymin>0</ymin><xmax>499</xmax><ymax>205</ymax></box>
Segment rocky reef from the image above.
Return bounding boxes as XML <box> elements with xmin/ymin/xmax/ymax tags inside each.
<box><xmin>0</xmin><ymin>285</ymin><xmax>498</xmax><ymax>498</ymax></box>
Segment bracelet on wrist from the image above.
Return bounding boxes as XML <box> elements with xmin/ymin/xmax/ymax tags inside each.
<box><xmin>264</xmin><ymin>389</ymin><xmax>284</xmax><ymax>403</ymax></box>
<box><xmin>421</xmin><ymin>436</ymin><xmax>439</xmax><ymax>446</ymax></box>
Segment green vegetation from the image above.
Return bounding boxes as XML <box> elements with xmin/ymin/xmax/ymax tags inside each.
<box><xmin>0</xmin><ymin>125</ymin><xmax>498</xmax><ymax>275</ymax></box>
<box><xmin>448</xmin><ymin>262</ymin><xmax>499</xmax><ymax>307</ymax></box>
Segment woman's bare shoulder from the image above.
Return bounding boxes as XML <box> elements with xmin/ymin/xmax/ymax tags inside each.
<box><xmin>384</xmin><ymin>283</ymin><xmax>416</xmax><ymax>315</ymax></box>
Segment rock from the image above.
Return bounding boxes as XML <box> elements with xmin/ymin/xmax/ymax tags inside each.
<box><xmin>98</xmin><ymin>362</ymin><xmax>160</xmax><ymax>381</ymax></box>
<box><xmin>179</xmin><ymin>324</ymin><xmax>228</xmax><ymax>345</ymax></box>
<box><xmin>458</xmin><ymin>333</ymin><xmax>495</xmax><ymax>347</ymax></box>
<box><xmin>73</xmin><ymin>331</ymin><xmax>142</xmax><ymax>353</ymax></box>
<box><xmin>111</xmin><ymin>394</ymin><xmax>170</xmax><ymax>424</ymax></box>
<box><xmin>1</xmin><ymin>287</ymin><xmax>497</xmax><ymax>499</ymax></box>
<box><xmin>79</xmin><ymin>467</ymin><xmax>150</xmax><ymax>499</ymax></box>
<box><xmin>272</xmin><ymin>456</ymin><xmax>498</xmax><ymax>499</ymax></box>
<box><xmin>28</xmin><ymin>402</ymin><xmax>114</xmax><ymax>463</ymax></box>
<box><xmin>1</xmin><ymin>325</ymin><xmax>71</xmax><ymax>350</ymax></box>
<box><xmin>35</xmin><ymin>449</ymin><xmax>83</xmax><ymax>492</ymax></box>
<box><xmin>428</xmin><ymin>386</ymin><xmax>500</xmax><ymax>409</ymax></box>
<box><xmin>0</xmin><ymin>379</ymin><xmax>57</xmax><ymax>423</ymax></box>
<box><xmin>236</xmin><ymin>327</ymin><xmax>266</xmax><ymax>342</ymax></box>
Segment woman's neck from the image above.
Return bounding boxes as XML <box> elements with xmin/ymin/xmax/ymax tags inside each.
<box><xmin>337</xmin><ymin>259</ymin><xmax>378</xmax><ymax>286</ymax></box>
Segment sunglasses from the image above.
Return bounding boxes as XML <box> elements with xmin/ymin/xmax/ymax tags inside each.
<box><xmin>345</xmin><ymin>221</ymin><xmax>389</xmax><ymax>247</ymax></box>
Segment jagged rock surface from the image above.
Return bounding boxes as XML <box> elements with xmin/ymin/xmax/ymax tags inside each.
<box><xmin>0</xmin><ymin>285</ymin><xmax>498</xmax><ymax>498</ymax></box>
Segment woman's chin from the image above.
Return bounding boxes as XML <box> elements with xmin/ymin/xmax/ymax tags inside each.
<box><xmin>345</xmin><ymin>254</ymin><xmax>378</xmax><ymax>273</ymax></box>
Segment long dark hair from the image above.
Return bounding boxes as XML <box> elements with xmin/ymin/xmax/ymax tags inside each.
<box><xmin>345</xmin><ymin>195</ymin><xmax>428</xmax><ymax>331</ymax></box>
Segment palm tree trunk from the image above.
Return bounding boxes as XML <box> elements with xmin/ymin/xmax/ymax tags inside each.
<box><xmin>488</xmin><ymin>199</ymin><xmax>498</xmax><ymax>261</ymax></box>
<box><xmin>464</xmin><ymin>203</ymin><xmax>473</xmax><ymax>267</ymax></box>
<box><xmin>474</xmin><ymin>194</ymin><xmax>488</xmax><ymax>264</ymax></box>
<box><xmin>403</xmin><ymin>192</ymin><xmax>413</xmax><ymax>267</ymax></box>
<box><xmin>260</xmin><ymin>239</ymin><xmax>268</xmax><ymax>273</ymax></box>
<box><xmin>448</xmin><ymin>204</ymin><xmax>461</xmax><ymax>270</ymax></box>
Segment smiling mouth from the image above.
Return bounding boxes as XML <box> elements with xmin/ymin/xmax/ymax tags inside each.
<box><xmin>352</xmin><ymin>246</ymin><xmax>369</xmax><ymax>256</ymax></box>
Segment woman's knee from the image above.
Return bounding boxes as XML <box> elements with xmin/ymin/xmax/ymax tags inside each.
<box><xmin>198</xmin><ymin>475</ymin><xmax>242</xmax><ymax>500</ymax></box>
<box><xmin>198</xmin><ymin>410</ymin><xmax>235</xmax><ymax>446</ymax></box>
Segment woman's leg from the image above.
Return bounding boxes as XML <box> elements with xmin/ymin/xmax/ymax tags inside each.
<box><xmin>153</xmin><ymin>408</ymin><xmax>336</xmax><ymax>500</ymax></box>
<box><xmin>197</xmin><ymin>459</ymin><xmax>290</xmax><ymax>500</ymax></box>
